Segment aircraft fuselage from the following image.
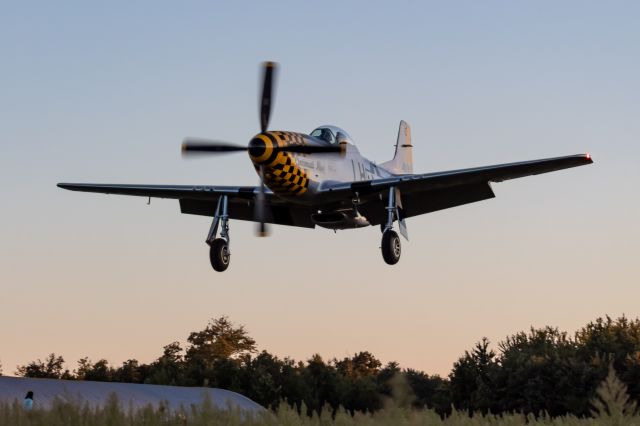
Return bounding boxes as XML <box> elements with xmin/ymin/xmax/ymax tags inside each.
<box><xmin>248</xmin><ymin>130</ymin><xmax>393</xmax><ymax>204</ymax></box>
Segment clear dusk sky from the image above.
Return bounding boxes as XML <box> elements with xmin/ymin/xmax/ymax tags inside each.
<box><xmin>1</xmin><ymin>1</ymin><xmax>639</xmax><ymax>377</ymax></box>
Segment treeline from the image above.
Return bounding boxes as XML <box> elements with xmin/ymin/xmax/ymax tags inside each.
<box><xmin>13</xmin><ymin>316</ymin><xmax>640</xmax><ymax>417</ymax></box>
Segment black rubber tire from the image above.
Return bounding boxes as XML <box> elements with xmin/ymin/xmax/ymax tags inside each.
<box><xmin>381</xmin><ymin>230</ymin><xmax>401</xmax><ymax>265</ymax></box>
<box><xmin>209</xmin><ymin>239</ymin><xmax>230</xmax><ymax>272</ymax></box>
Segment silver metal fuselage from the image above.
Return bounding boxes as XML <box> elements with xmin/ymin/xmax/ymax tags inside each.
<box><xmin>248</xmin><ymin>128</ymin><xmax>393</xmax><ymax>206</ymax></box>
<box><xmin>295</xmin><ymin>144</ymin><xmax>392</xmax><ymax>191</ymax></box>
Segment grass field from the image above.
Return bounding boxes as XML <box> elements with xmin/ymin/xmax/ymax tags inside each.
<box><xmin>1</xmin><ymin>396</ymin><xmax>638</xmax><ymax>426</ymax></box>
<box><xmin>2</xmin><ymin>368</ymin><xmax>637</xmax><ymax>425</ymax></box>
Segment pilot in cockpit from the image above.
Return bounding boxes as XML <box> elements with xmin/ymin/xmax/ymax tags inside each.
<box><xmin>310</xmin><ymin>126</ymin><xmax>352</xmax><ymax>145</ymax></box>
<box><xmin>310</xmin><ymin>128</ymin><xmax>335</xmax><ymax>144</ymax></box>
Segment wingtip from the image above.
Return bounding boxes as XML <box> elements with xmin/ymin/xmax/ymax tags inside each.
<box><xmin>57</xmin><ymin>183</ymin><xmax>88</xmax><ymax>191</ymax></box>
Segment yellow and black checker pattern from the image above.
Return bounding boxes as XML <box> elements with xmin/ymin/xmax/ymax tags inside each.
<box><xmin>254</xmin><ymin>131</ymin><xmax>310</xmax><ymax>196</ymax></box>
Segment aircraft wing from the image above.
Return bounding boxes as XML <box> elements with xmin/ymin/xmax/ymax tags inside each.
<box><xmin>322</xmin><ymin>154</ymin><xmax>592</xmax><ymax>195</ymax></box>
<box><xmin>57</xmin><ymin>183</ymin><xmax>316</xmax><ymax>228</ymax></box>
<box><xmin>319</xmin><ymin>154</ymin><xmax>593</xmax><ymax>225</ymax></box>
<box><xmin>57</xmin><ymin>183</ymin><xmax>259</xmax><ymax>200</ymax></box>
<box><xmin>57</xmin><ymin>154</ymin><xmax>591</xmax><ymax>229</ymax></box>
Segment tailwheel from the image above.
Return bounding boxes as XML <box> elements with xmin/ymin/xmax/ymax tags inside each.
<box><xmin>209</xmin><ymin>238</ymin><xmax>230</xmax><ymax>272</ymax></box>
<box><xmin>381</xmin><ymin>230</ymin><xmax>401</xmax><ymax>265</ymax></box>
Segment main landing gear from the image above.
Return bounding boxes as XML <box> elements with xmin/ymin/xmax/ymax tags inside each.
<box><xmin>205</xmin><ymin>190</ymin><xmax>407</xmax><ymax>270</ymax></box>
<box><xmin>206</xmin><ymin>195</ymin><xmax>231</xmax><ymax>272</ymax></box>
<box><xmin>380</xmin><ymin>186</ymin><xmax>406</xmax><ymax>265</ymax></box>
<box><xmin>381</xmin><ymin>230</ymin><xmax>401</xmax><ymax>264</ymax></box>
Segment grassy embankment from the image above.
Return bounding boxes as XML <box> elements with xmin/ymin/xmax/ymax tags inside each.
<box><xmin>1</xmin><ymin>396</ymin><xmax>638</xmax><ymax>426</ymax></box>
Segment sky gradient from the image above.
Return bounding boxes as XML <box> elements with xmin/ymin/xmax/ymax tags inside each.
<box><xmin>1</xmin><ymin>1</ymin><xmax>639</xmax><ymax>377</ymax></box>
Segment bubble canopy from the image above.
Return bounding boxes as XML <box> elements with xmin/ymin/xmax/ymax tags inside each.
<box><xmin>309</xmin><ymin>125</ymin><xmax>352</xmax><ymax>144</ymax></box>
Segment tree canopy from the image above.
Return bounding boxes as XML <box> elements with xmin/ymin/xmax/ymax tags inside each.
<box><xmin>14</xmin><ymin>315</ymin><xmax>640</xmax><ymax>418</ymax></box>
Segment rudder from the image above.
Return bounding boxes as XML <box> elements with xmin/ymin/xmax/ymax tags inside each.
<box><xmin>380</xmin><ymin>120</ymin><xmax>413</xmax><ymax>174</ymax></box>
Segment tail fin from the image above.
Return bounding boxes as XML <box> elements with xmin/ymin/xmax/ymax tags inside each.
<box><xmin>380</xmin><ymin>120</ymin><xmax>413</xmax><ymax>174</ymax></box>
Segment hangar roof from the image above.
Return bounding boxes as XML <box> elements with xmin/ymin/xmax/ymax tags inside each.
<box><xmin>0</xmin><ymin>376</ymin><xmax>263</xmax><ymax>412</ymax></box>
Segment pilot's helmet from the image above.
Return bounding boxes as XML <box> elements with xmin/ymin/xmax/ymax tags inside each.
<box><xmin>320</xmin><ymin>129</ymin><xmax>333</xmax><ymax>143</ymax></box>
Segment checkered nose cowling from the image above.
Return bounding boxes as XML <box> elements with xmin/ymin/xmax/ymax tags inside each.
<box><xmin>248</xmin><ymin>132</ymin><xmax>310</xmax><ymax>196</ymax></box>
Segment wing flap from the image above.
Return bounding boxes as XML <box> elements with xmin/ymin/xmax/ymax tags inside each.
<box><xmin>359</xmin><ymin>182</ymin><xmax>496</xmax><ymax>225</ymax></box>
<box><xmin>179</xmin><ymin>199</ymin><xmax>315</xmax><ymax>228</ymax></box>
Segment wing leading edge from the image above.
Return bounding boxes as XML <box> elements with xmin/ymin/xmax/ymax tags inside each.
<box><xmin>56</xmin><ymin>183</ymin><xmax>259</xmax><ymax>200</ymax></box>
<box><xmin>320</xmin><ymin>154</ymin><xmax>593</xmax><ymax>197</ymax></box>
<box><xmin>56</xmin><ymin>183</ymin><xmax>316</xmax><ymax>228</ymax></box>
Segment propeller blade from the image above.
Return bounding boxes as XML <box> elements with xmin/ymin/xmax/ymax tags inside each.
<box><xmin>255</xmin><ymin>165</ymin><xmax>270</xmax><ymax>237</ymax></box>
<box><xmin>259</xmin><ymin>61</ymin><xmax>278</xmax><ymax>133</ymax></box>
<box><xmin>181</xmin><ymin>139</ymin><xmax>248</xmax><ymax>156</ymax></box>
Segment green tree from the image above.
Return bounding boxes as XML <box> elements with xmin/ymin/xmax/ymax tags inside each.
<box><xmin>449</xmin><ymin>337</ymin><xmax>497</xmax><ymax>413</ymax></box>
<box><xmin>335</xmin><ymin>351</ymin><xmax>382</xmax><ymax>379</ymax></box>
<box><xmin>113</xmin><ymin>359</ymin><xmax>143</xmax><ymax>383</ymax></box>
<box><xmin>240</xmin><ymin>351</ymin><xmax>284</xmax><ymax>409</ymax></box>
<box><xmin>186</xmin><ymin>316</ymin><xmax>256</xmax><ymax>362</ymax></box>
<box><xmin>208</xmin><ymin>357</ymin><xmax>243</xmax><ymax>390</ymax></box>
<box><xmin>80</xmin><ymin>359</ymin><xmax>114</xmax><ymax>382</ymax></box>
<box><xmin>494</xmin><ymin>326</ymin><xmax>583</xmax><ymax>416</ymax></box>
<box><xmin>301</xmin><ymin>354</ymin><xmax>346</xmax><ymax>416</ymax></box>
<box><xmin>74</xmin><ymin>357</ymin><xmax>92</xmax><ymax>380</ymax></box>
<box><xmin>405</xmin><ymin>369</ymin><xmax>451</xmax><ymax>414</ymax></box>
<box><xmin>279</xmin><ymin>358</ymin><xmax>307</xmax><ymax>413</ymax></box>
<box><xmin>184</xmin><ymin>316</ymin><xmax>256</xmax><ymax>387</ymax></box>
<box><xmin>575</xmin><ymin>315</ymin><xmax>640</xmax><ymax>401</ymax></box>
<box><xmin>146</xmin><ymin>342</ymin><xmax>184</xmax><ymax>386</ymax></box>
<box><xmin>335</xmin><ymin>352</ymin><xmax>383</xmax><ymax>413</ymax></box>
<box><xmin>16</xmin><ymin>353</ymin><xmax>69</xmax><ymax>379</ymax></box>
<box><xmin>344</xmin><ymin>375</ymin><xmax>381</xmax><ymax>414</ymax></box>
<box><xmin>576</xmin><ymin>316</ymin><xmax>640</xmax><ymax>368</ymax></box>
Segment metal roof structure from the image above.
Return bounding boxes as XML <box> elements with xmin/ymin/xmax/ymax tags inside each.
<box><xmin>0</xmin><ymin>376</ymin><xmax>263</xmax><ymax>412</ymax></box>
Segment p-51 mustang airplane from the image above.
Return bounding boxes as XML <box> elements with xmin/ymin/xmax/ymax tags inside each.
<box><xmin>58</xmin><ymin>62</ymin><xmax>593</xmax><ymax>272</ymax></box>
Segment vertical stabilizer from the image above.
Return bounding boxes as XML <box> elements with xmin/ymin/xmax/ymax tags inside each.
<box><xmin>380</xmin><ymin>120</ymin><xmax>413</xmax><ymax>174</ymax></box>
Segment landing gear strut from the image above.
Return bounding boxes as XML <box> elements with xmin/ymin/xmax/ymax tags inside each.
<box><xmin>381</xmin><ymin>187</ymin><xmax>402</xmax><ymax>265</ymax></box>
<box><xmin>206</xmin><ymin>195</ymin><xmax>231</xmax><ymax>272</ymax></box>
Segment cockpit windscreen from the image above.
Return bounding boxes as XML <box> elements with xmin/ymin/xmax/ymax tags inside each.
<box><xmin>310</xmin><ymin>126</ymin><xmax>352</xmax><ymax>144</ymax></box>
<box><xmin>310</xmin><ymin>127</ymin><xmax>335</xmax><ymax>144</ymax></box>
